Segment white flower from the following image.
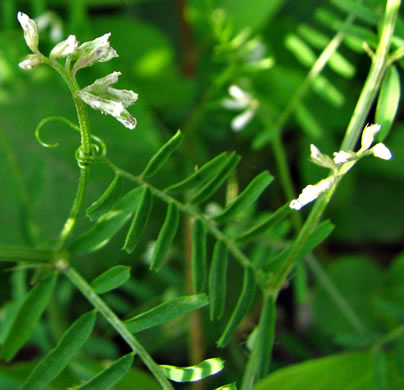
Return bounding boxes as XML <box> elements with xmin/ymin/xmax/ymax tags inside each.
<box><xmin>371</xmin><ymin>143</ymin><xmax>393</xmax><ymax>160</ymax></box>
<box><xmin>359</xmin><ymin>123</ymin><xmax>381</xmax><ymax>152</ymax></box>
<box><xmin>76</xmin><ymin>72</ymin><xmax>138</xmax><ymax>129</ymax></box>
<box><xmin>17</xmin><ymin>12</ymin><xmax>40</xmax><ymax>54</ymax></box>
<box><xmin>333</xmin><ymin>150</ymin><xmax>357</xmax><ymax>164</ymax></box>
<box><xmin>290</xmin><ymin>176</ymin><xmax>337</xmax><ymax>210</ymax></box>
<box><xmin>49</xmin><ymin>35</ymin><xmax>79</xmax><ymax>58</ymax></box>
<box><xmin>19</xmin><ymin>54</ymin><xmax>42</xmax><ymax>69</ymax></box>
<box><xmin>223</xmin><ymin>85</ymin><xmax>259</xmax><ymax>131</ymax></box>
<box><xmin>310</xmin><ymin>144</ymin><xmax>336</xmax><ymax>170</ymax></box>
<box><xmin>72</xmin><ymin>33</ymin><xmax>118</xmax><ymax>75</ymax></box>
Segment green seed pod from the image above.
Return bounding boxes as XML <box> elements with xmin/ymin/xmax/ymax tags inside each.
<box><xmin>77</xmin><ymin>353</ymin><xmax>134</xmax><ymax>390</ymax></box>
<box><xmin>165</xmin><ymin>152</ymin><xmax>229</xmax><ymax>194</ymax></box>
<box><xmin>1</xmin><ymin>274</ymin><xmax>57</xmax><ymax>362</ymax></box>
<box><xmin>191</xmin><ymin>219</ymin><xmax>207</xmax><ymax>293</ymax></box>
<box><xmin>209</xmin><ymin>240</ymin><xmax>228</xmax><ymax>320</ymax></box>
<box><xmin>122</xmin><ymin>187</ymin><xmax>153</xmax><ymax>254</ymax></box>
<box><xmin>20</xmin><ymin>311</ymin><xmax>97</xmax><ymax>390</ymax></box>
<box><xmin>214</xmin><ymin>171</ymin><xmax>274</xmax><ymax>223</ymax></box>
<box><xmin>86</xmin><ymin>174</ymin><xmax>123</xmax><ymax>221</ymax></box>
<box><xmin>217</xmin><ymin>266</ymin><xmax>256</xmax><ymax>348</ymax></box>
<box><xmin>150</xmin><ymin>202</ymin><xmax>180</xmax><ymax>271</ymax></box>
<box><xmin>190</xmin><ymin>152</ymin><xmax>241</xmax><ymax>205</ymax></box>
<box><xmin>142</xmin><ymin>130</ymin><xmax>184</xmax><ymax>177</ymax></box>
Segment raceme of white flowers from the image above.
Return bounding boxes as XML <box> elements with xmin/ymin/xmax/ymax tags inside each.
<box><xmin>223</xmin><ymin>85</ymin><xmax>259</xmax><ymax>131</ymax></box>
<box><xmin>290</xmin><ymin>124</ymin><xmax>393</xmax><ymax>211</ymax></box>
<box><xmin>17</xmin><ymin>12</ymin><xmax>137</xmax><ymax>130</ymax></box>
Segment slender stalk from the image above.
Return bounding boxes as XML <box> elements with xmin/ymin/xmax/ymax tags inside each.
<box><xmin>56</xmin><ymin>167</ymin><xmax>90</xmax><ymax>249</ymax></box>
<box><xmin>40</xmin><ymin>60</ymin><xmax>93</xmax><ymax>249</ymax></box>
<box><xmin>341</xmin><ymin>0</ymin><xmax>400</xmax><ymax>151</ymax></box>
<box><xmin>64</xmin><ymin>265</ymin><xmax>175</xmax><ymax>390</ymax></box>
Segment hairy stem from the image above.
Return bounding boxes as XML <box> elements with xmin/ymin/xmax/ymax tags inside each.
<box><xmin>64</xmin><ymin>265</ymin><xmax>175</xmax><ymax>390</ymax></box>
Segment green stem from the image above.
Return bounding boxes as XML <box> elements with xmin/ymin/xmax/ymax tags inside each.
<box><xmin>104</xmin><ymin>159</ymin><xmax>253</xmax><ymax>270</ymax></box>
<box><xmin>41</xmin><ymin>59</ymin><xmax>92</xmax><ymax>249</ymax></box>
<box><xmin>56</xmin><ymin>167</ymin><xmax>90</xmax><ymax>249</ymax></box>
<box><xmin>341</xmin><ymin>0</ymin><xmax>400</xmax><ymax>151</ymax></box>
<box><xmin>64</xmin><ymin>266</ymin><xmax>174</xmax><ymax>390</ymax></box>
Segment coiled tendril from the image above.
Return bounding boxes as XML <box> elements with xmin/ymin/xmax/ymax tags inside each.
<box><xmin>35</xmin><ymin>116</ymin><xmax>107</xmax><ymax>168</ymax></box>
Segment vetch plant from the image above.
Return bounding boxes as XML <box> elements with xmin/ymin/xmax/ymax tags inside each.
<box><xmin>1</xmin><ymin>2</ymin><xmax>404</xmax><ymax>390</ymax></box>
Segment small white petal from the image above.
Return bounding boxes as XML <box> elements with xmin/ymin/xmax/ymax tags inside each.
<box><xmin>222</xmin><ymin>98</ymin><xmax>247</xmax><ymax>110</ymax></box>
<box><xmin>333</xmin><ymin>150</ymin><xmax>357</xmax><ymax>164</ymax></box>
<box><xmin>231</xmin><ymin>108</ymin><xmax>255</xmax><ymax>131</ymax></box>
<box><xmin>49</xmin><ymin>35</ymin><xmax>79</xmax><ymax>58</ymax></box>
<box><xmin>371</xmin><ymin>143</ymin><xmax>393</xmax><ymax>160</ymax></box>
<box><xmin>290</xmin><ymin>176</ymin><xmax>336</xmax><ymax>210</ymax></box>
<box><xmin>17</xmin><ymin>12</ymin><xmax>40</xmax><ymax>54</ymax></box>
<box><xmin>19</xmin><ymin>54</ymin><xmax>42</xmax><ymax>69</ymax></box>
<box><xmin>229</xmin><ymin>85</ymin><xmax>251</xmax><ymax>105</ymax></box>
<box><xmin>360</xmin><ymin>124</ymin><xmax>381</xmax><ymax>152</ymax></box>
<box><xmin>310</xmin><ymin>144</ymin><xmax>336</xmax><ymax>169</ymax></box>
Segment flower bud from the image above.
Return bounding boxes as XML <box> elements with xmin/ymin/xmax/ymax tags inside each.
<box><xmin>19</xmin><ymin>54</ymin><xmax>42</xmax><ymax>70</ymax></box>
<box><xmin>360</xmin><ymin>124</ymin><xmax>381</xmax><ymax>152</ymax></box>
<box><xmin>17</xmin><ymin>12</ymin><xmax>40</xmax><ymax>54</ymax></box>
<box><xmin>310</xmin><ymin>144</ymin><xmax>336</xmax><ymax>169</ymax></box>
<box><xmin>371</xmin><ymin>143</ymin><xmax>393</xmax><ymax>160</ymax></box>
<box><xmin>332</xmin><ymin>150</ymin><xmax>357</xmax><ymax>164</ymax></box>
<box><xmin>49</xmin><ymin>35</ymin><xmax>79</xmax><ymax>59</ymax></box>
<box><xmin>72</xmin><ymin>33</ymin><xmax>118</xmax><ymax>75</ymax></box>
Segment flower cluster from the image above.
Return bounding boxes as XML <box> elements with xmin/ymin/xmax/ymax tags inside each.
<box><xmin>290</xmin><ymin>124</ymin><xmax>393</xmax><ymax>210</ymax></box>
<box><xmin>17</xmin><ymin>12</ymin><xmax>137</xmax><ymax>130</ymax></box>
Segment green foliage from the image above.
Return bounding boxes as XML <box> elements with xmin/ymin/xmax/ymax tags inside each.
<box><xmin>0</xmin><ymin>1</ymin><xmax>403</xmax><ymax>389</ymax></box>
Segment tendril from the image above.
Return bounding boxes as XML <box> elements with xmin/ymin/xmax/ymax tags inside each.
<box><xmin>35</xmin><ymin>115</ymin><xmax>107</xmax><ymax>163</ymax></box>
<box><xmin>35</xmin><ymin>116</ymin><xmax>80</xmax><ymax>148</ymax></box>
<box><xmin>75</xmin><ymin>141</ymin><xmax>107</xmax><ymax>168</ymax></box>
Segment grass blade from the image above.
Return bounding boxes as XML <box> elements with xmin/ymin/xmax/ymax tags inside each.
<box><xmin>141</xmin><ymin>130</ymin><xmax>184</xmax><ymax>178</ymax></box>
<box><xmin>122</xmin><ymin>187</ymin><xmax>153</xmax><ymax>254</ymax></box>
<box><xmin>77</xmin><ymin>352</ymin><xmax>134</xmax><ymax>390</ymax></box>
<box><xmin>1</xmin><ymin>274</ymin><xmax>57</xmax><ymax>362</ymax></box>
<box><xmin>86</xmin><ymin>174</ymin><xmax>123</xmax><ymax>221</ymax></box>
<box><xmin>217</xmin><ymin>267</ymin><xmax>256</xmax><ymax>348</ymax></box>
<box><xmin>160</xmin><ymin>357</ymin><xmax>224</xmax><ymax>382</ymax></box>
<box><xmin>192</xmin><ymin>219</ymin><xmax>207</xmax><ymax>293</ymax></box>
<box><xmin>209</xmin><ymin>240</ymin><xmax>228</xmax><ymax>320</ymax></box>
<box><xmin>150</xmin><ymin>202</ymin><xmax>180</xmax><ymax>271</ymax></box>
<box><xmin>214</xmin><ymin>171</ymin><xmax>274</xmax><ymax>223</ymax></box>
<box><xmin>90</xmin><ymin>265</ymin><xmax>131</xmax><ymax>294</ymax></box>
<box><xmin>20</xmin><ymin>311</ymin><xmax>97</xmax><ymax>390</ymax></box>
<box><xmin>125</xmin><ymin>294</ymin><xmax>209</xmax><ymax>333</ymax></box>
